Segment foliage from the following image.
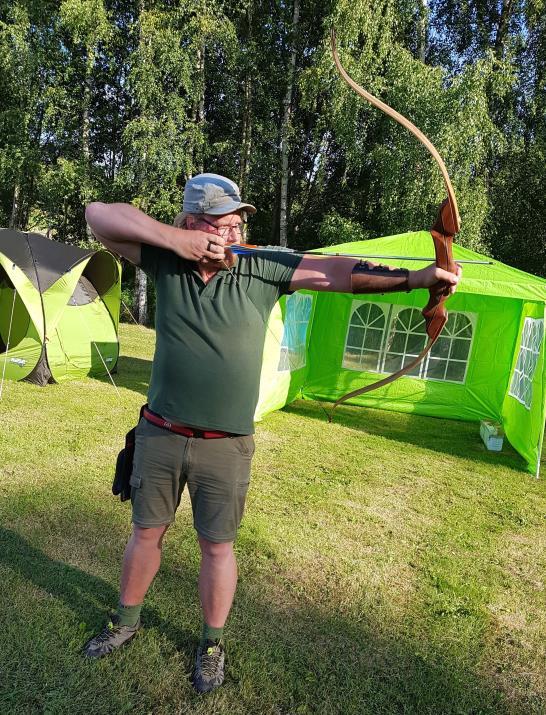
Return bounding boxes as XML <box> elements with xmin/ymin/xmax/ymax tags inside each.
<box><xmin>0</xmin><ymin>1</ymin><xmax>544</xmax><ymax>275</ymax></box>
<box><xmin>317</xmin><ymin>211</ymin><xmax>373</xmax><ymax>246</ymax></box>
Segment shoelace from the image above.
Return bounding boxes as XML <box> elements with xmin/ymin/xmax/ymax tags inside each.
<box><xmin>199</xmin><ymin>645</ymin><xmax>223</xmax><ymax>678</ymax></box>
<box><xmin>93</xmin><ymin>621</ymin><xmax>121</xmax><ymax>644</ymax></box>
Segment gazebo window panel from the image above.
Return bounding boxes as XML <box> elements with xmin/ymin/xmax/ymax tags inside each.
<box><xmin>278</xmin><ymin>293</ymin><xmax>313</xmax><ymax>372</ymax></box>
<box><xmin>509</xmin><ymin>318</ymin><xmax>544</xmax><ymax>410</ymax></box>
<box><xmin>343</xmin><ymin>302</ymin><xmax>475</xmax><ymax>384</ymax></box>
<box><xmin>342</xmin><ymin>302</ymin><xmax>388</xmax><ymax>372</ymax></box>
<box><xmin>382</xmin><ymin>309</ymin><xmax>428</xmax><ymax>376</ymax></box>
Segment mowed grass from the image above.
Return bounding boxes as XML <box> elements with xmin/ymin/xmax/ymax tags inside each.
<box><xmin>0</xmin><ymin>323</ymin><xmax>544</xmax><ymax>715</ymax></box>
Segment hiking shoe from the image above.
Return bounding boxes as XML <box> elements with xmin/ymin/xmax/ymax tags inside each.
<box><xmin>193</xmin><ymin>640</ymin><xmax>225</xmax><ymax>693</ymax></box>
<box><xmin>83</xmin><ymin>613</ymin><xmax>140</xmax><ymax>658</ymax></box>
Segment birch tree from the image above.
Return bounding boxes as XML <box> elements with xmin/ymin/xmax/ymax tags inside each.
<box><xmin>279</xmin><ymin>0</ymin><xmax>300</xmax><ymax>247</ymax></box>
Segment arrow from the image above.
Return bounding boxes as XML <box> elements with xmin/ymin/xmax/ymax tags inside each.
<box><xmin>228</xmin><ymin>244</ymin><xmax>491</xmax><ymax>264</ymax></box>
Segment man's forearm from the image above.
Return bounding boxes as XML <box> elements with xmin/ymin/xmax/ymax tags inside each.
<box><xmin>351</xmin><ymin>262</ymin><xmax>410</xmax><ymax>293</ymax></box>
<box><xmin>85</xmin><ymin>202</ymin><xmax>179</xmax><ymax>252</ymax></box>
<box><xmin>289</xmin><ymin>256</ymin><xmax>461</xmax><ymax>294</ymax></box>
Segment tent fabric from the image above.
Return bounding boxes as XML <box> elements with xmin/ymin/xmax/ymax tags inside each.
<box><xmin>0</xmin><ymin>259</ymin><xmax>45</xmax><ymax>382</ymax></box>
<box><xmin>255</xmin><ymin>232</ymin><xmax>546</xmax><ymax>476</ymax></box>
<box><xmin>315</xmin><ymin>232</ymin><xmax>546</xmax><ymax>301</ymax></box>
<box><xmin>0</xmin><ymin>229</ymin><xmax>95</xmax><ymax>291</ymax></box>
<box><xmin>0</xmin><ymin>229</ymin><xmax>121</xmax><ymax>385</ymax></box>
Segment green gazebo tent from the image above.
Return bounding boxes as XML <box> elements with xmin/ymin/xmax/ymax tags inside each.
<box><xmin>255</xmin><ymin>231</ymin><xmax>546</xmax><ymax>476</ymax></box>
<box><xmin>0</xmin><ymin>229</ymin><xmax>121</xmax><ymax>386</ymax></box>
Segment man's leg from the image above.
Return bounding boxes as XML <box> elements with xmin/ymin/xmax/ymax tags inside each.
<box><xmin>193</xmin><ymin>536</ymin><xmax>236</xmax><ymax>693</ymax></box>
<box><xmin>83</xmin><ymin>524</ymin><xmax>168</xmax><ymax>657</ymax></box>
<box><xmin>121</xmin><ymin>524</ymin><xmax>169</xmax><ymax>605</ymax></box>
<box><xmin>198</xmin><ymin>536</ymin><xmax>237</xmax><ymax>629</ymax></box>
<box><xmin>84</xmin><ymin>419</ymin><xmax>185</xmax><ymax>658</ymax></box>
<box><xmin>189</xmin><ymin>435</ymin><xmax>254</xmax><ymax>692</ymax></box>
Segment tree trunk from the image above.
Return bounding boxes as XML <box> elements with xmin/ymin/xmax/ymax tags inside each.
<box><xmin>83</xmin><ymin>44</ymin><xmax>95</xmax><ymax>240</ymax></box>
<box><xmin>418</xmin><ymin>0</ymin><xmax>428</xmax><ymax>63</ymax></box>
<box><xmin>82</xmin><ymin>45</ymin><xmax>94</xmax><ymax>162</ymax></box>
<box><xmin>133</xmin><ymin>267</ymin><xmax>148</xmax><ymax>325</ymax></box>
<box><xmin>9</xmin><ymin>183</ymin><xmax>21</xmax><ymax>229</ymax></box>
<box><xmin>279</xmin><ymin>0</ymin><xmax>300</xmax><ymax>247</ymax></box>
<box><xmin>239</xmin><ymin>74</ymin><xmax>253</xmax><ymax>193</ymax></box>
<box><xmin>238</xmin><ymin>8</ymin><xmax>253</xmax><ymax>193</ymax></box>
<box><xmin>299</xmin><ymin>132</ymin><xmax>329</xmax><ymax>218</ymax></box>
<box><xmin>132</xmin><ymin>0</ymin><xmax>149</xmax><ymax>324</ymax></box>
<box><xmin>192</xmin><ymin>41</ymin><xmax>205</xmax><ymax>174</ymax></box>
<box><xmin>494</xmin><ymin>0</ymin><xmax>515</xmax><ymax>59</ymax></box>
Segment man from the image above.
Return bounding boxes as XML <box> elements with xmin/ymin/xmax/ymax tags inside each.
<box><xmin>83</xmin><ymin>173</ymin><xmax>460</xmax><ymax>693</ymax></box>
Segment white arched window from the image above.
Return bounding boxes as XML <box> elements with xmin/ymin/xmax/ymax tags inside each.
<box><xmin>343</xmin><ymin>302</ymin><xmax>475</xmax><ymax>384</ymax></box>
<box><xmin>343</xmin><ymin>303</ymin><xmax>388</xmax><ymax>372</ymax></box>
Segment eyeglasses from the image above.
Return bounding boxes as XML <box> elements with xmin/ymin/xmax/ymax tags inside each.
<box><xmin>198</xmin><ymin>216</ymin><xmax>247</xmax><ymax>240</ymax></box>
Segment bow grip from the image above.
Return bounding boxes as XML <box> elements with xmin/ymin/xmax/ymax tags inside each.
<box><xmin>422</xmin><ymin>199</ymin><xmax>457</xmax><ymax>340</ymax></box>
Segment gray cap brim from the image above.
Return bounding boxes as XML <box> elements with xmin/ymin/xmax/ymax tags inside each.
<box><xmin>205</xmin><ymin>200</ymin><xmax>257</xmax><ymax>216</ymax></box>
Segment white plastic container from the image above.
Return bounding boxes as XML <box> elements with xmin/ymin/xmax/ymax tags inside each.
<box><xmin>480</xmin><ymin>420</ymin><xmax>504</xmax><ymax>451</ymax></box>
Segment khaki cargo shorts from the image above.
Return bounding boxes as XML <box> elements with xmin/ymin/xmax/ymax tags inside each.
<box><xmin>130</xmin><ymin>418</ymin><xmax>255</xmax><ymax>542</ymax></box>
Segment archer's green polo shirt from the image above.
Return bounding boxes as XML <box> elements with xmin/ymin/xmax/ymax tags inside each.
<box><xmin>140</xmin><ymin>245</ymin><xmax>302</xmax><ymax>434</ymax></box>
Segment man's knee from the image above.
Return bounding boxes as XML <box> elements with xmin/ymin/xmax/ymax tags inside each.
<box><xmin>131</xmin><ymin>524</ymin><xmax>169</xmax><ymax>547</ymax></box>
<box><xmin>198</xmin><ymin>536</ymin><xmax>234</xmax><ymax>559</ymax></box>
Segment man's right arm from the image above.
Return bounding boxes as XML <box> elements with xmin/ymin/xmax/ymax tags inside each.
<box><xmin>85</xmin><ymin>202</ymin><xmax>225</xmax><ymax>265</ymax></box>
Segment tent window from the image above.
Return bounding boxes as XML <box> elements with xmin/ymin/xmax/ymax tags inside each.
<box><xmin>69</xmin><ymin>275</ymin><xmax>99</xmax><ymax>306</ymax></box>
<box><xmin>508</xmin><ymin>318</ymin><xmax>544</xmax><ymax>410</ymax></box>
<box><xmin>278</xmin><ymin>294</ymin><xmax>312</xmax><ymax>372</ymax></box>
<box><xmin>343</xmin><ymin>303</ymin><xmax>475</xmax><ymax>383</ymax></box>
<box><xmin>82</xmin><ymin>251</ymin><xmax>119</xmax><ymax>296</ymax></box>
<box><xmin>343</xmin><ymin>303</ymin><xmax>388</xmax><ymax>372</ymax></box>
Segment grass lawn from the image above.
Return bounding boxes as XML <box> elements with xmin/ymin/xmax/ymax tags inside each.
<box><xmin>0</xmin><ymin>322</ymin><xmax>545</xmax><ymax>715</ymax></box>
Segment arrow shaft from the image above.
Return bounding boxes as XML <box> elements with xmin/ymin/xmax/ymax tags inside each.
<box><xmin>229</xmin><ymin>245</ymin><xmax>490</xmax><ymax>264</ymax></box>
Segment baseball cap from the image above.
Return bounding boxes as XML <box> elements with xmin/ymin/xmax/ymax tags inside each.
<box><xmin>183</xmin><ymin>173</ymin><xmax>256</xmax><ymax>216</ymax></box>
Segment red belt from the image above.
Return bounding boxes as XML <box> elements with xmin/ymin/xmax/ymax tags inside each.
<box><xmin>143</xmin><ymin>407</ymin><xmax>234</xmax><ymax>439</ymax></box>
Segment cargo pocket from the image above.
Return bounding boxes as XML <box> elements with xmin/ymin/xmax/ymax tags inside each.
<box><xmin>129</xmin><ymin>473</ymin><xmax>142</xmax><ymax>505</ymax></box>
<box><xmin>130</xmin><ymin>474</ymin><xmax>142</xmax><ymax>488</ymax></box>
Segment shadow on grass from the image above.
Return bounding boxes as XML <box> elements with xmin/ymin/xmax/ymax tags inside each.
<box><xmin>283</xmin><ymin>399</ymin><xmax>528</xmax><ymax>472</ymax></box>
<box><xmin>94</xmin><ymin>355</ymin><xmax>152</xmax><ymax>397</ymax></box>
<box><xmin>230</xmin><ymin>584</ymin><xmax>508</xmax><ymax>715</ymax></box>
<box><xmin>0</xmin><ymin>526</ymin><xmax>194</xmax><ymax>652</ymax></box>
<box><xmin>0</xmin><ymin>521</ymin><xmax>514</xmax><ymax>714</ymax></box>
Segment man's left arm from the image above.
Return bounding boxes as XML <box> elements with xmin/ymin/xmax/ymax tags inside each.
<box><xmin>288</xmin><ymin>256</ymin><xmax>461</xmax><ymax>294</ymax></box>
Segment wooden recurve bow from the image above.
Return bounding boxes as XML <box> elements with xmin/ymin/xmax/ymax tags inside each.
<box><xmin>329</xmin><ymin>29</ymin><xmax>461</xmax><ymax>418</ymax></box>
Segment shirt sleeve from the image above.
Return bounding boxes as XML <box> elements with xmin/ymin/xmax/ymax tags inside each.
<box><xmin>260</xmin><ymin>252</ymin><xmax>302</xmax><ymax>292</ymax></box>
<box><xmin>244</xmin><ymin>251</ymin><xmax>303</xmax><ymax>315</ymax></box>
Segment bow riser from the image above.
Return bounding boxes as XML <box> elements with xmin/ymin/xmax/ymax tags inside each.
<box><xmin>422</xmin><ymin>199</ymin><xmax>458</xmax><ymax>341</ymax></box>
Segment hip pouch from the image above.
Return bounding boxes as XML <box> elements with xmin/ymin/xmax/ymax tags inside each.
<box><xmin>112</xmin><ymin>405</ymin><xmax>145</xmax><ymax>502</ymax></box>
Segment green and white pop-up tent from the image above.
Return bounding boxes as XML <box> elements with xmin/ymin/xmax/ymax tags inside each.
<box><xmin>256</xmin><ymin>232</ymin><xmax>546</xmax><ymax>476</ymax></box>
<box><xmin>0</xmin><ymin>229</ymin><xmax>121</xmax><ymax>386</ymax></box>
